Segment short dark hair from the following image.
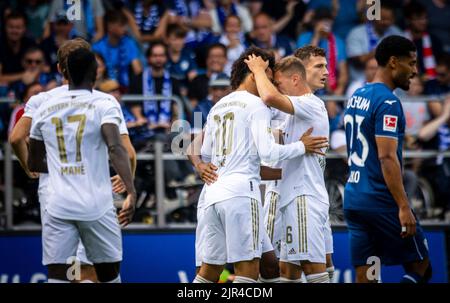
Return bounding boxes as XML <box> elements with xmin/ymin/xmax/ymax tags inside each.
<box><xmin>67</xmin><ymin>48</ymin><xmax>97</xmax><ymax>86</ymax></box>
<box><xmin>23</xmin><ymin>46</ymin><xmax>44</xmax><ymax>59</ymax></box>
<box><xmin>294</xmin><ymin>46</ymin><xmax>326</xmax><ymax>62</ymax></box>
<box><xmin>404</xmin><ymin>1</ymin><xmax>427</xmax><ymax>19</ymax></box>
<box><xmin>207</xmin><ymin>43</ymin><xmax>227</xmax><ymax>58</ymax></box>
<box><xmin>436</xmin><ymin>53</ymin><xmax>450</xmax><ymax>70</ymax></box>
<box><xmin>274</xmin><ymin>56</ymin><xmax>306</xmax><ymax>79</ymax></box>
<box><xmin>313</xmin><ymin>6</ymin><xmax>333</xmax><ymax>22</ymax></box>
<box><xmin>230</xmin><ymin>46</ymin><xmax>275</xmax><ymax>90</ymax></box>
<box><xmin>145</xmin><ymin>40</ymin><xmax>167</xmax><ymax>57</ymax></box>
<box><xmin>375</xmin><ymin>35</ymin><xmax>417</xmax><ymax>67</ymax></box>
<box><xmin>57</xmin><ymin>38</ymin><xmax>91</xmax><ymax>79</ymax></box>
<box><xmin>105</xmin><ymin>9</ymin><xmax>127</xmax><ymax>25</ymax></box>
<box><xmin>5</xmin><ymin>10</ymin><xmax>27</xmax><ymax>24</ymax></box>
<box><xmin>166</xmin><ymin>24</ymin><xmax>188</xmax><ymax>38</ymax></box>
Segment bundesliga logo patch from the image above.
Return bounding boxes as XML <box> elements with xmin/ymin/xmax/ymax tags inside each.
<box><xmin>383</xmin><ymin>115</ymin><xmax>398</xmax><ymax>132</ymax></box>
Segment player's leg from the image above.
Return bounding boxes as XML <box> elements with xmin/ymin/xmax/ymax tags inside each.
<box><xmin>74</xmin><ymin>242</ymin><xmax>98</xmax><ymax>282</ymax></box>
<box><xmin>42</xmin><ymin>209</ymin><xmax>80</xmax><ymax>283</ymax></box>
<box><xmin>279</xmin><ymin>261</ymin><xmax>303</xmax><ymax>282</ymax></box>
<box><xmin>195</xmin><ymin>204</ymin><xmax>206</xmax><ymax>274</ymax></box>
<box><xmin>227</xmin><ymin>198</ymin><xmax>264</xmax><ymax>282</ymax></box>
<box><xmin>195</xmin><ymin>203</ymin><xmax>226</xmax><ymax>283</ymax></box>
<box><xmin>78</xmin><ymin>207</ymin><xmax>123</xmax><ymax>283</ymax></box>
<box><xmin>325</xmin><ymin>216</ymin><xmax>335</xmax><ymax>282</ymax></box>
<box><xmin>259</xmin><ymin>250</ymin><xmax>280</xmax><ymax>282</ymax></box>
<box><xmin>344</xmin><ymin>209</ymin><xmax>379</xmax><ymax>283</ymax></box>
<box><xmin>370</xmin><ymin>210</ymin><xmax>431</xmax><ymax>283</ymax></box>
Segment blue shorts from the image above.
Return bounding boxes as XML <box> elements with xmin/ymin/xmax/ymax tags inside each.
<box><xmin>344</xmin><ymin>209</ymin><xmax>429</xmax><ymax>266</ymax></box>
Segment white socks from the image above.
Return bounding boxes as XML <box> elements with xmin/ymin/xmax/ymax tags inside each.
<box><xmin>193</xmin><ymin>275</ymin><xmax>213</xmax><ymax>283</ymax></box>
<box><xmin>306</xmin><ymin>272</ymin><xmax>330</xmax><ymax>283</ymax></box>
<box><xmin>233</xmin><ymin>276</ymin><xmax>257</xmax><ymax>283</ymax></box>
<box><xmin>280</xmin><ymin>277</ymin><xmax>303</xmax><ymax>283</ymax></box>
<box><xmin>258</xmin><ymin>276</ymin><xmax>280</xmax><ymax>283</ymax></box>
<box><xmin>326</xmin><ymin>266</ymin><xmax>335</xmax><ymax>282</ymax></box>
<box><xmin>47</xmin><ymin>279</ymin><xmax>70</xmax><ymax>283</ymax></box>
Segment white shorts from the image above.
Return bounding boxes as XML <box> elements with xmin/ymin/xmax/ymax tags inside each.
<box><xmin>263</xmin><ymin>191</ymin><xmax>282</xmax><ymax>258</ymax></box>
<box><xmin>40</xmin><ymin>202</ymin><xmax>92</xmax><ymax>265</ymax></box>
<box><xmin>280</xmin><ymin>195</ymin><xmax>329</xmax><ymax>264</ymax></box>
<box><xmin>203</xmin><ymin>197</ymin><xmax>264</xmax><ymax>265</ymax></box>
<box><xmin>42</xmin><ymin>207</ymin><xmax>122</xmax><ymax>266</ymax></box>
<box><xmin>195</xmin><ymin>189</ymin><xmax>206</xmax><ymax>267</ymax></box>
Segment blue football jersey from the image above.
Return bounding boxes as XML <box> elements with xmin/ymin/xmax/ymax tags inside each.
<box><xmin>343</xmin><ymin>83</ymin><xmax>405</xmax><ymax>211</ymax></box>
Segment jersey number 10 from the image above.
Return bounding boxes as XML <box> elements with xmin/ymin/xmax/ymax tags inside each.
<box><xmin>51</xmin><ymin>114</ymin><xmax>87</xmax><ymax>163</ymax></box>
<box><xmin>344</xmin><ymin>114</ymin><xmax>369</xmax><ymax>167</ymax></box>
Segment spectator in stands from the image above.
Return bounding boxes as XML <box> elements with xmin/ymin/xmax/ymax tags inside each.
<box><xmin>165</xmin><ymin>24</ymin><xmax>198</xmax><ymax>94</ymax></box>
<box><xmin>99</xmin><ymin>79</ymin><xmax>154</xmax><ymax>149</ymax></box>
<box><xmin>418</xmin><ymin>97</ymin><xmax>450</xmax><ymax>220</ymax></box>
<box><xmin>404</xmin><ymin>1</ymin><xmax>443</xmax><ymax>80</ymax></box>
<box><xmin>8</xmin><ymin>82</ymin><xmax>43</xmax><ymax>136</ymax></box>
<box><xmin>94</xmin><ymin>52</ymin><xmax>109</xmax><ymax>89</ymax></box>
<box><xmin>43</xmin><ymin>0</ymin><xmax>105</xmax><ymax>42</ymax></box>
<box><xmin>248</xmin><ymin>12</ymin><xmax>295</xmax><ymax>60</ymax></box>
<box><xmin>127</xmin><ymin>0</ymin><xmax>170</xmax><ymax>44</ymax></box>
<box><xmin>39</xmin><ymin>11</ymin><xmax>75</xmax><ymax>82</ymax></box>
<box><xmin>188</xmin><ymin>43</ymin><xmax>227</xmax><ymax>106</ymax></box>
<box><xmin>10</xmin><ymin>47</ymin><xmax>57</xmax><ymax>97</ymax></box>
<box><xmin>22</xmin><ymin>0</ymin><xmax>50</xmax><ymax>41</ymax></box>
<box><xmin>129</xmin><ymin>41</ymin><xmax>182</xmax><ymax>136</ymax></box>
<box><xmin>0</xmin><ymin>11</ymin><xmax>36</xmax><ymax>90</ymax></box>
<box><xmin>297</xmin><ymin>6</ymin><xmax>348</xmax><ymax>96</ymax></box>
<box><xmin>424</xmin><ymin>54</ymin><xmax>450</xmax><ymax>98</ymax></box>
<box><xmin>93</xmin><ymin>10</ymin><xmax>143</xmax><ymax>91</ymax></box>
<box><xmin>346</xmin><ymin>2</ymin><xmax>403</xmax><ymax>82</ymax></box>
<box><xmin>260</xmin><ymin>0</ymin><xmax>307</xmax><ymax>41</ymax></box>
<box><xmin>209</xmin><ymin>0</ymin><xmax>253</xmax><ymax>34</ymax></box>
<box><xmin>345</xmin><ymin>57</ymin><xmax>377</xmax><ymax>98</ymax></box>
<box><xmin>418</xmin><ymin>0</ymin><xmax>450</xmax><ymax>53</ymax></box>
<box><xmin>305</xmin><ymin>0</ymin><xmax>364</xmax><ymax>40</ymax></box>
<box><xmin>191</xmin><ymin>74</ymin><xmax>231</xmax><ymax>133</ymax></box>
<box><xmin>217</xmin><ymin>15</ymin><xmax>246</xmax><ymax>75</ymax></box>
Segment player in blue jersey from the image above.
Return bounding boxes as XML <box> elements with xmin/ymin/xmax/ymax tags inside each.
<box><xmin>343</xmin><ymin>35</ymin><xmax>431</xmax><ymax>283</ymax></box>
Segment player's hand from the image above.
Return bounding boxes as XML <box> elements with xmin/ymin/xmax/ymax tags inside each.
<box><xmin>244</xmin><ymin>54</ymin><xmax>269</xmax><ymax>74</ymax></box>
<box><xmin>26</xmin><ymin>169</ymin><xmax>39</xmax><ymax>179</ymax></box>
<box><xmin>195</xmin><ymin>162</ymin><xmax>218</xmax><ymax>185</ymax></box>
<box><xmin>111</xmin><ymin>175</ymin><xmax>126</xmax><ymax>194</ymax></box>
<box><xmin>399</xmin><ymin>206</ymin><xmax>416</xmax><ymax>238</ymax></box>
<box><xmin>118</xmin><ymin>192</ymin><xmax>136</xmax><ymax>227</ymax></box>
<box><xmin>300</xmin><ymin>127</ymin><xmax>329</xmax><ymax>156</ymax></box>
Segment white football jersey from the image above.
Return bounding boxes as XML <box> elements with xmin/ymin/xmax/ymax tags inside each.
<box><xmin>30</xmin><ymin>89</ymin><xmax>123</xmax><ymax>221</ymax></box>
<box><xmin>264</xmin><ymin>108</ymin><xmax>287</xmax><ymax>195</ymax></box>
<box><xmin>23</xmin><ymin>85</ymin><xmax>129</xmax><ymax>205</ymax></box>
<box><xmin>279</xmin><ymin>94</ymin><xmax>330</xmax><ymax>207</ymax></box>
<box><xmin>201</xmin><ymin>90</ymin><xmax>305</xmax><ymax>207</ymax></box>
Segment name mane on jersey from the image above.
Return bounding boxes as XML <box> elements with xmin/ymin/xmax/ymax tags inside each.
<box><xmin>346</xmin><ymin>95</ymin><xmax>371</xmax><ymax>111</ymax></box>
<box><xmin>39</xmin><ymin>101</ymin><xmax>96</xmax><ymax>118</ymax></box>
<box><xmin>61</xmin><ymin>165</ymin><xmax>86</xmax><ymax>176</ymax></box>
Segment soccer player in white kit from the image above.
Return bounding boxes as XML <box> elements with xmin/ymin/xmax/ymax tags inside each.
<box><xmin>246</xmin><ymin>54</ymin><xmax>331</xmax><ymax>283</ymax></box>
<box><xmin>193</xmin><ymin>47</ymin><xmax>328</xmax><ymax>283</ymax></box>
<box><xmin>9</xmin><ymin>39</ymin><xmax>137</xmax><ymax>282</ymax></box>
<box><xmin>27</xmin><ymin>48</ymin><xmax>136</xmax><ymax>283</ymax></box>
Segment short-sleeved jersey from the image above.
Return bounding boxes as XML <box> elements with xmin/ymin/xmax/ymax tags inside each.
<box><xmin>30</xmin><ymin>89</ymin><xmax>123</xmax><ymax>221</ymax></box>
<box><xmin>201</xmin><ymin>90</ymin><xmax>305</xmax><ymax>207</ymax></box>
<box><xmin>344</xmin><ymin>82</ymin><xmax>406</xmax><ymax>211</ymax></box>
<box><xmin>23</xmin><ymin>85</ymin><xmax>129</xmax><ymax>205</ymax></box>
<box><xmin>279</xmin><ymin>94</ymin><xmax>330</xmax><ymax>207</ymax></box>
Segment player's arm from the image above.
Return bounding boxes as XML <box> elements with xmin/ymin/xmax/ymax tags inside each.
<box><xmin>260</xmin><ymin>166</ymin><xmax>282</xmax><ymax>180</ymax></box>
<box><xmin>28</xmin><ymin>138</ymin><xmax>48</xmax><ymax>174</ymax></box>
<box><xmin>9</xmin><ymin>117</ymin><xmax>39</xmax><ymax>178</ymax></box>
<box><xmin>245</xmin><ymin>54</ymin><xmax>295</xmax><ymax>115</ymax></box>
<box><xmin>187</xmin><ymin>130</ymin><xmax>218</xmax><ymax>185</ymax></box>
<box><xmin>376</xmin><ymin>137</ymin><xmax>416</xmax><ymax>238</ymax></box>
<box><xmin>251</xmin><ymin>108</ymin><xmax>328</xmax><ymax>163</ymax></box>
<box><xmin>111</xmin><ymin>134</ymin><xmax>137</xmax><ymax>194</ymax></box>
<box><xmin>101</xmin><ymin>123</ymin><xmax>136</xmax><ymax>227</ymax></box>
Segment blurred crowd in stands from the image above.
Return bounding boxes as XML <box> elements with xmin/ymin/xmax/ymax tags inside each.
<box><xmin>0</xmin><ymin>0</ymin><xmax>449</xmax><ymax>223</ymax></box>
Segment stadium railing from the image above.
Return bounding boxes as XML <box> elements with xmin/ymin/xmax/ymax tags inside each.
<box><xmin>0</xmin><ymin>94</ymin><xmax>449</xmax><ymax>230</ymax></box>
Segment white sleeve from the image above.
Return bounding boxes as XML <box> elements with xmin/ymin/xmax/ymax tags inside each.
<box><xmin>250</xmin><ymin>107</ymin><xmax>305</xmax><ymax>163</ymax></box>
<box><xmin>117</xmin><ymin>106</ymin><xmax>129</xmax><ymax>135</ymax></box>
<box><xmin>290</xmin><ymin>96</ymin><xmax>319</xmax><ymax>120</ymax></box>
<box><xmin>29</xmin><ymin>115</ymin><xmax>43</xmax><ymax>141</ymax></box>
<box><xmin>100</xmin><ymin>101</ymin><xmax>122</xmax><ymax>127</ymax></box>
<box><xmin>23</xmin><ymin>94</ymin><xmax>45</xmax><ymax>118</ymax></box>
<box><xmin>200</xmin><ymin>115</ymin><xmax>213</xmax><ymax>159</ymax></box>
